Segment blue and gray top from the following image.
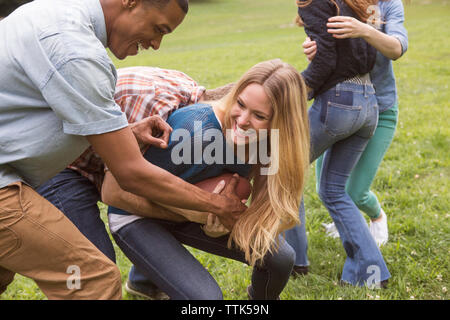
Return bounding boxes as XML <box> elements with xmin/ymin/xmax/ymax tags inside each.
<box><xmin>108</xmin><ymin>104</ymin><xmax>252</xmax><ymax>231</ymax></box>
<box><xmin>370</xmin><ymin>0</ymin><xmax>408</xmax><ymax>112</ymax></box>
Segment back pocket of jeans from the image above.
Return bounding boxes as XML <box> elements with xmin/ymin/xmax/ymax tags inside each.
<box><xmin>324</xmin><ymin>102</ymin><xmax>362</xmax><ymax>137</ymax></box>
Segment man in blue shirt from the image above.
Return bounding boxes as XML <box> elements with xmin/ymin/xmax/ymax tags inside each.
<box><xmin>0</xmin><ymin>0</ymin><xmax>246</xmax><ymax>299</ymax></box>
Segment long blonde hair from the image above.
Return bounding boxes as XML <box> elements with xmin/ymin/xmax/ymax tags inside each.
<box><xmin>219</xmin><ymin>59</ymin><xmax>310</xmax><ymax>266</ymax></box>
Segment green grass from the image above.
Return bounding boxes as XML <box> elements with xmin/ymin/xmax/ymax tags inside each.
<box><xmin>2</xmin><ymin>0</ymin><xmax>449</xmax><ymax>300</ymax></box>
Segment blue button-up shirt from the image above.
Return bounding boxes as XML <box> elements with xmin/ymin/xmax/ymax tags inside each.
<box><xmin>0</xmin><ymin>0</ymin><xmax>128</xmax><ymax>189</ymax></box>
<box><xmin>370</xmin><ymin>0</ymin><xmax>409</xmax><ymax>112</ymax></box>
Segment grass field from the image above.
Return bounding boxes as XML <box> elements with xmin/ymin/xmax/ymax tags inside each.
<box><xmin>2</xmin><ymin>0</ymin><xmax>449</xmax><ymax>300</ymax></box>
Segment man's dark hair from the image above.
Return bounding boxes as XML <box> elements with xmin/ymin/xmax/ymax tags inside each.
<box><xmin>0</xmin><ymin>0</ymin><xmax>32</xmax><ymax>17</ymax></box>
<box><xmin>145</xmin><ymin>0</ymin><xmax>189</xmax><ymax>14</ymax></box>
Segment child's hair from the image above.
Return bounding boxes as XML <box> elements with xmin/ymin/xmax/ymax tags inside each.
<box><xmin>220</xmin><ymin>59</ymin><xmax>310</xmax><ymax>266</ymax></box>
<box><xmin>296</xmin><ymin>0</ymin><xmax>379</xmax><ymax>26</ymax></box>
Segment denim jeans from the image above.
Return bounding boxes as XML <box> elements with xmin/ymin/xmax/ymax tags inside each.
<box><xmin>112</xmin><ymin>217</ymin><xmax>295</xmax><ymax>300</ymax></box>
<box><xmin>315</xmin><ymin>104</ymin><xmax>399</xmax><ymax>219</ymax></box>
<box><xmin>286</xmin><ymin>81</ymin><xmax>391</xmax><ymax>286</ymax></box>
<box><xmin>36</xmin><ymin>168</ymin><xmax>116</xmax><ymax>262</ymax></box>
<box><xmin>284</xmin><ymin>201</ymin><xmax>309</xmax><ymax>267</ymax></box>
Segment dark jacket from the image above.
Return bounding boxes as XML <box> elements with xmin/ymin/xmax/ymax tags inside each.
<box><xmin>298</xmin><ymin>0</ymin><xmax>376</xmax><ymax>99</ymax></box>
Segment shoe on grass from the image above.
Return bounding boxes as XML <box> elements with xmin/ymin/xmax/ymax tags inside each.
<box><xmin>291</xmin><ymin>265</ymin><xmax>309</xmax><ymax>278</ymax></box>
<box><xmin>369</xmin><ymin>209</ymin><xmax>389</xmax><ymax>247</ymax></box>
<box><xmin>125</xmin><ymin>279</ymin><xmax>170</xmax><ymax>300</ymax></box>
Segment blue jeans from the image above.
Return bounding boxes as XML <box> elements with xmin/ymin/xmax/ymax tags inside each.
<box><xmin>286</xmin><ymin>81</ymin><xmax>391</xmax><ymax>285</ymax></box>
<box><xmin>315</xmin><ymin>104</ymin><xmax>399</xmax><ymax>219</ymax></box>
<box><xmin>37</xmin><ymin>168</ymin><xmax>116</xmax><ymax>262</ymax></box>
<box><xmin>112</xmin><ymin>217</ymin><xmax>295</xmax><ymax>300</ymax></box>
<box><xmin>284</xmin><ymin>201</ymin><xmax>309</xmax><ymax>267</ymax></box>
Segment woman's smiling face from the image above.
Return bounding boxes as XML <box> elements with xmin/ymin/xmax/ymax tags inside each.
<box><xmin>229</xmin><ymin>83</ymin><xmax>273</xmax><ymax>145</ymax></box>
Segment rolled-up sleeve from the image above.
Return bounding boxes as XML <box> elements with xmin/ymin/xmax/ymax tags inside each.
<box><xmin>41</xmin><ymin>57</ymin><xmax>128</xmax><ymax>136</ymax></box>
<box><xmin>385</xmin><ymin>0</ymin><xmax>408</xmax><ymax>56</ymax></box>
<box><xmin>189</xmin><ymin>85</ymin><xmax>206</xmax><ymax>105</ymax></box>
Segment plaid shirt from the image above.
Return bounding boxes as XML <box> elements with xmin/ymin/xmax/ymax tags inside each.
<box><xmin>67</xmin><ymin>66</ymin><xmax>206</xmax><ymax>191</ymax></box>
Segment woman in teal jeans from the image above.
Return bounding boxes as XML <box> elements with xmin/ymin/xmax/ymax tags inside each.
<box><xmin>303</xmin><ymin>0</ymin><xmax>408</xmax><ymax>247</ymax></box>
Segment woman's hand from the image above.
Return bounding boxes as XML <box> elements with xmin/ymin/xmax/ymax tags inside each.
<box><xmin>326</xmin><ymin>16</ymin><xmax>371</xmax><ymax>39</ymax></box>
<box><xmin>200</xmin><ymin>176</ymin><xmax>246</xmax><ymax>236</ymax></box>
<box><xmin>202</xmin><ymin>213</ymin><xmax>230</xmax><ymax>238</ymax></box>
<box><xmin>202</xmin><ymin>180</ymin><xmax>229</xmax><ymax>237</ymax></box>
<box><xmin>327</xmin><ymin>15</ymin><xmax>403</xmax><ymax>60</ymax></box>
<box><xmin>302</xmin><ymin>37</ymin><xmax>317</xmax><ymax>62</ymax></box>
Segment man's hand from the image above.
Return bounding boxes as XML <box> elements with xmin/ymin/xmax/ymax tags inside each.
<box><xmin>302</xmin><ymin>36</ymin><xmax>317</xmax><ymax>62</ymax></box>
<box><xmin>129</xmin><ymin>115</ymin><xmax>172</xmax><ymax>149</ymax></box>
<box><xmin>214</xmin><ymin>174</ymin><xmax>248</xmax><ymax>230</ymax></box>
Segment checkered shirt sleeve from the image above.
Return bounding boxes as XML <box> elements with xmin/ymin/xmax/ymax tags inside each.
<box><xmin>68</xmin><ymin>67</ymin><xmax>206</xmax><ymax>191</ymax></box>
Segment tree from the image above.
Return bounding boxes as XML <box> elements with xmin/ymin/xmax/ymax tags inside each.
<box><xmin>0</xmin><ymin>0</ymin><xmax>32</xmax><ymax>17</ymax></box>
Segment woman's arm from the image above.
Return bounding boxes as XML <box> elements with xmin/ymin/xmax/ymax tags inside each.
<box><xmin>326</xmin><ymin>16</ymin><xmax>402</xmax><ymax>60</ymax></box>
<box><xmin>101</xmin><ymin>170</ymin><xmax>188</xmax><ymax>222</ymax></box>
<box><xmin>102</xmin><ymin>169</ymin><xmax>215</xmax><ymax>223</ymax></box>
<box><xmin>102</xmin><ymin>170</ymin><xmax>230</xmax><ymax>238</ymax></box>
<box><xmin>87</xmin><ymin>127</ymin><xmax>246</xmax><ymax>230</ymax></box>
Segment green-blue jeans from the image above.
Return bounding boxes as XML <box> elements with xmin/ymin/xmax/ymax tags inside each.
<box><xmin>316</xmin><ymin>103</ymin><xmax>399</xmax><ymax>219</ymax></box>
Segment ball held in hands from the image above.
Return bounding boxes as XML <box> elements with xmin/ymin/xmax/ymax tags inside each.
<box><xmin>195</xmin><ymin>173</ymin><xmax>251</xmax><ymax>201</ymax></box>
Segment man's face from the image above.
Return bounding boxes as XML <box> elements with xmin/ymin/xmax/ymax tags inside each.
<box><xmin>108</xmin><ymin>0</ymin><xmax>185</xmax><ymax>60</ymax></box>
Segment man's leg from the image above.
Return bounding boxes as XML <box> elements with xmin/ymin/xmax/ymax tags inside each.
<box><xmin>37</xmin><ymin>169</ymin><xmax>163</xmax><ymax>298</ymax></box>
<box><xmin>37</xmin><ymin>168</ymin><xmax>116</xmax><ymax>262</ymax></box>
<box><xmin>0</xmin><ymin>266</ymin><xmax>15</xmax><ymax>295</ymax></box>
<box><xmin>0</xmin><ymin>182</ymin><xmax>121</xmax><ymax>299</ymax></box>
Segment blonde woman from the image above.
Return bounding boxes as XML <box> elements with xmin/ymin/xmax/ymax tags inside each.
<box><xmin>101</xmin><ymin>59</ymin><xmax>310</xmax><ymax>300</ymax></box>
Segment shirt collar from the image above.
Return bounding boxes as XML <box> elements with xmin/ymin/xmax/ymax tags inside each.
<box><xmin>88</xmin><ymin>0</ymin><xmax>108</xmax><ymax>47</ymax></box>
